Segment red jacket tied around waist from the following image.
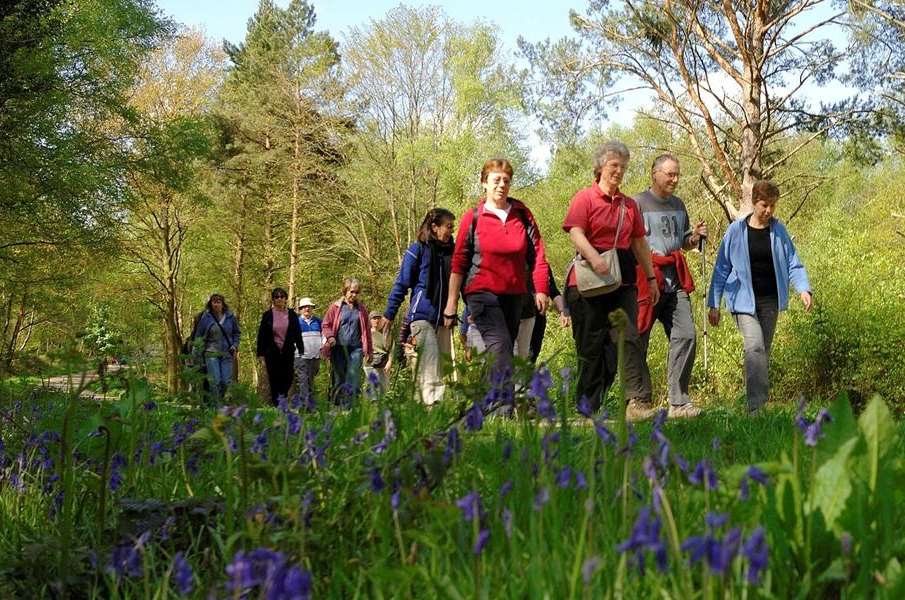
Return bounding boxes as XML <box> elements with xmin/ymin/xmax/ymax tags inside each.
<box><xmin>636</xmin><ymin>251</ymin><xmax>695</xmax><ymax>334</ymax></box>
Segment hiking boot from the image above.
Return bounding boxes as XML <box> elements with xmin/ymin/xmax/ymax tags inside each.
<box><xmin>625</xmin><ymin>399</ymin><xmax>657</xmax><ymax>422</ymax></box>
<box><xmin>668</xmin><ymin>402</ymin><xmax>702</xmax><ymax>419</ymax></box>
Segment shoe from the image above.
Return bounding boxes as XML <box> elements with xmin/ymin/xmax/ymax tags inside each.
<box><xmin>668</xmin><ymin>403</ymin><xmax>702</xmax><ymax>419</ymax></box>
<box><xmin>625</xmin><ymin>399</ymin><xmax>657</xmax><ymax>422</ymax></box>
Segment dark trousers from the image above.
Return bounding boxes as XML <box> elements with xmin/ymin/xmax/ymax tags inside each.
<box><xmin>529</xmin><ymin>313</ymin><xmax>547</xmax><ymax>364</ymax></box>
<box><xmin>566</xmin><ymin>285</ymin><xmax>649</xmax><ymax>411</ymax></box>
<box><xmin>465</xmin><ymin>292</ymin><xmax>524</xmax><ymax>384</ymax></box>
<box><xmin>264</xmin><ymin>348</ymin><xmax>294</xmax><ymax>406</ymax></box>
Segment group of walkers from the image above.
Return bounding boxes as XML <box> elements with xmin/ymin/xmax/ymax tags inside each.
<box><xmin>188</xmin><ymin>140</ymin><xmax>812</xmax><ymax>418</ymax></box>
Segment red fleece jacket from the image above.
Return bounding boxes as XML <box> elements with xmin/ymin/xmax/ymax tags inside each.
<box><xmin>451</xmin><ymin>199</ymin><xmax>551</xmax><ymax>297</ymax></box>
<box><xmin>636</xmin><ymin>251</ymin><xmax>695</xmax><ymax>334</ymax></box>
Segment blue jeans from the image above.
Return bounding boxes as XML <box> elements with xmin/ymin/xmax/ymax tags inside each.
<box><xmin>205</xmin><ymin>352</ymin><xmax>234</xmax><ymax>402</ymax></box>
<box><xmin>331</xmin><ymin>345</ymin><xmax>363</xmax><ymax>406</ymax></box>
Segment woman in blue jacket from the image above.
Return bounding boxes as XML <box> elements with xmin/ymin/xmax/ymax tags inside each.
<box><xmin>707</xmin><ymin>180</ymin><xmax>813</xmax><ymax>412</ymax></box>
<box><xmin>380</xmin><ymin>208</ymin><xmax>455</xmax><ymax>406</ymax></box>
<box><xmin>192</xmin><ymin>293</ymin><xmax>241</xmax><ymax>402</ymax></box>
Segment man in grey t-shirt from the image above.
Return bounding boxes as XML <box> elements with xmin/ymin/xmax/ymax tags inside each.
<box><xmin>635</xmin><ymin>154</ymin><xmax>708</xmax><ymax>418</ymax></box>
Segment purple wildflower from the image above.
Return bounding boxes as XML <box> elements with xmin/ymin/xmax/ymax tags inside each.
<box><xmin>502</xmin><ymin>508</ymin><xmax>513</xmax><ymax>538</ymax></box>
<box><xmin>499</xmin><ymin>480</ymin><xmax>513</xmax><ymax>499</ymax></box>
<box><xmin>689</xmin><ymin>459</ymin><xmax>718</xmax><ymax>490</ymax></box>
<box><xmin>575</xmin><ymin>471</ymin><xmax>587</xmax><ymax>489</ymax></box>
<box><xmin>287</xmin><ymin>413</ymin><xmax>301</xmax><ymax>436</ymax></box>
<box><xmin>739</xmin><ymin>465</ymin><xmax>769</xmax><ymax>500</ymax></box>
<box><xmin>529</xmin><ymin>367</ymin><xmax>556</xmax><ymax>422</ymax></box>
<box><xmin>444</xmin><ymin>427</ymin><xmax>461</xmax><ymax>465</ymax></box>
<box><xmin>742</xmin><ymin>527</ymin><xmax>768</xmax><ymax>584</ymax></box>
<box><xmin>501</xmin><ymin>440</ymin><xmax>513</xmax><ymax>461</ymax></box>
<box><xmin>456</xmin><ymin>490</ymin><xmax>482</xmax><ymax>522</ymax></box>
<box><xmin>577</xmin><ymin>396</ymin><xmax>594</xmax><ymax>419</ymax></box>
<box><xmin>391</xmin><ymin>490</ymin><xmax>401</xmax><ymax>511</ymax></box>
<box><xmin>252</xmin><ymin>429</ymin><xmax>269</xmax><ymax>459</ymax></box>
<box><xmin>556</xmin><ymin>466</ymin><xmax>572</xmax><ymax>488</ymax></box>
<box><xmin>464</xmin><ymin>401</ymin><xmax>484</xmax><ymax>432</ymax></box>
<box><xmin>473</xmin><ymin>529</ymin><xmax>490</xmax><ymax>555</ymax></box>
<box><xmin>172</xmin><ymin>552</ymin><xmax>193</xmax><ymax>595</ymax></box>
<box><xmin>541</xmin><ymin>432</ymin><xmax>560</xmax><ymax>462</ymax></box>
<box><xmin>369</xmin><ymin>468</ymin><xmax>385</xmax><ymax>493</ymax></box>
<box><xmin>617</xmin><ymin>506</ymin><xmax>668</xmax><ymax>574</ymax></box>
<box><xmin>109</xmin><ymin>453</ymin><xmax>127</xmax><ymax>492</ymax></box>
<box><xmin>594</xmin><ymin>420</ymin><xmax>617</xmax><ymax>446</ymax></box>
<box><xmin>143</xmin><ymin>401</ymin><xmax>157</xmax><ymax>411</ymax></box>
<box><xmin>803</xmin><ymin>408</ymin><xmax>832</xmax><ymax>447</ymax></box>
<box><xmin>533</xmin><ymin>487</ymin><xmax>550</xmax><ymax>511</ymax></box>
<box><xmin>582</xmin><ymin>556</ymin><xmax>600</xmax><ymax>585</ymax></box>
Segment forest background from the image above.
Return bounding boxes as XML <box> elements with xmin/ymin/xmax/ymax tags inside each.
<box><xmin>2</xmin><ymin>0</ymin><xmax>904</xmax><ymax>409</ymax></box>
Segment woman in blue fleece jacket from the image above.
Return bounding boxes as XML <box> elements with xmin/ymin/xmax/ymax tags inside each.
<box><xmin>707</xmin><ymin>180</ymin><xmax>813</xmax><ymax>412</ymax></box>
<box><xmin>380</xmin><ymin>208</ymin><xmax>455</xmax><ymax>406</ymax></box>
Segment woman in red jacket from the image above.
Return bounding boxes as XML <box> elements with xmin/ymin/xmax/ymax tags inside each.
<box><xmin>321</xmin><ymin>277</ymin><xmax>372</xmax><ymax>407</ymax></box>
<box><xmin>443</xmin><ymin>158</ymin><xmax>550</xmax><ymax>395</ymax></box>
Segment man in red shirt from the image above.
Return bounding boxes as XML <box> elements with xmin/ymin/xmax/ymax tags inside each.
<box><xmin>562</xmin><ymin>141</ymin><xmax>659</xmax><ymax>420</ymax></box>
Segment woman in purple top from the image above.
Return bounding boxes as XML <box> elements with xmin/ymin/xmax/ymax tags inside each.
<box><xmin>256</xmin><ymin>287</ymin><xmax>303</xmax><ymax>406</ymax></box>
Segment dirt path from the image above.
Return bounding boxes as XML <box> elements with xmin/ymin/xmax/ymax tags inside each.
<box><xmin>42</xmin><ymin>363</ymin><xmax>124</xmax><ymax>401</ymax></box>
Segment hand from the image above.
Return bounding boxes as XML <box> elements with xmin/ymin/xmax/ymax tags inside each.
<box><xmin>366</xmin><ymin>353</ymin><xmax>372</xmax><ymax>365</ymax></box>
<box><xmin>708</xmin><ymin>308</ymin><xmax>721</xmax><ymax>327</ymax></box>
<box><xmin>648</xmin><ymin>283</ymin><xmax>660</xmax><ymax>307</ymax></box>
<box><xmin>559</xmin><ymin>314</ymin><xmax>571</xmax><ymax>328</ymax></box>
<box><xmin>326</xmin><ymin>336</ymin><xmax>336</xmax><ymax>348</ymax></box>
<box><xmin>800</xmin><ymin>291</ymin><xmax>813</xmax><ymax>312</ymax></box>
<box><xmin>443</xmin><ymin>301</ymin><xmax>458</xmax><ymax>328</ymax></box>
<box><xmin>694</xmin><ymin>220</ymin><xmax>708</xmax><ymax>244</ymax></box>
<box><xmin>379</xmin><ymin>316</ymin><xmax>392</xmax><ymax>334</ymax></box>
<box><xmin>590</xmin><ymin>255</ymin><xmax>610</xmax><ymax>276</ymax></box>
<box><xmin>464</xmin><ymin>347</ymin><xmax>473</xmax><ymax>362</ymax></box>
<box><xmin>534</xmin><ymin>292</ymin><xmax>550</xmax><ymax>314</ymax></box>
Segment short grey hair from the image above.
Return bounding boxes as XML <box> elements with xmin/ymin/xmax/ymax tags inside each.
<box><xmin>651</xmin><ymin>153</ymin><xmax>679</xmax><ymax>173</ymax></box>
<box><xmin>593</xmin><ymin>140</ymin><xmax>631</xmax><ymax>181</ymax></box>
<box><xmin>342</xmin><ymin>277</ymin><xmax>361</xmax><ymax>293</ymax></box>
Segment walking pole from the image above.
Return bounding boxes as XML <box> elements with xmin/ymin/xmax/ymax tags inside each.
<box><xmin>699</xmin><ymin>234</ymin><xmax>709</xmax><ymax>381</ymax></box>
<box><xmin>448</xmin><ymin>323</ymin><xmax>459</xmax><ymax>383</ymax></box>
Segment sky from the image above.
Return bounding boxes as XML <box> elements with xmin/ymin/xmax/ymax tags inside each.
<box><xmin>153</xmin><ymin>1</ymin><xmax>858</xmax><ymax>170</ymax></box>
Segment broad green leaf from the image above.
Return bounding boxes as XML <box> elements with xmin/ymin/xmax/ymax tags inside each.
<box><xmin>810</xmin><ymin>437</ymin><xmax>858</xmax><ymax>531</ymax></box>
<box><xmin>816</xmin><ymin>391</ymin><xmax>859</xmax><ymax>467</ymax></box>
<box><xmin>858</xmin><ymin>395</ymin><xmax>895</xmax><ymax>492</ymax></box>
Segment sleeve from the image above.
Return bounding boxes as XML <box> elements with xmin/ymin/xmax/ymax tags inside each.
<box><xmin>384</xmin><ymin>243</ymin><xmax>420</xmax><ymax>320</ymax></box>
<box><xmin>526</xmin><ymin>208</ymin><xmax>551</xmax><ymax>295</ymax></box>
<box><xmin>361</xmin><ymin>305</ymin><xmax>373</xmax><ymax>356</ymax></box>
<box><xmin>451</xmin><ymin>208</ymin><xmax>475</xmax><ymax>275</ymax></box>
<box><xmin>707</xmin><ymin>229</ymin><xmax>735</xmax><ymax>309</ymax></box>
<box><xmin>256</xmin><ymin>312</ymin><xmax>268</xmax><ymax>357</ymax></box>
<box><xmin>781</xmin><ymin>225</ymin><xmax>811</xmax><ymax>294</ymax></box>
<box><xmin>629</xmin><ymin>201</ymin><xmax>646</xmax><ymax>238</ymax></box>
<box><xmin>321</xmin><ymin>305</ymin><xmax>337</xmax><ymax>341</ymax></box>
<box><xmin>562</xmin><ymin>191</ymin><xmax>588</xmax><ymax>233</ymax></box>
<box><xmin>231</xmin><ymin>314</ymin><xmax>241</xmax><ymax>349</ymax></box>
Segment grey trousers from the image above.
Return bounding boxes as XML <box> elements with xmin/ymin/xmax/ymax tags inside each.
<box><xmin>640</xmin><ymin>291</ymin><xmax>697</xmax><ymax>406</ymax></box>
<box><xmin>294</xmin><ymin>356</ymin><xmax>320</xmax><ymax>405</ymax></box>
<box><xmin>409</xmin><ymin>320</ymin><xmax>451</xmax><ymax>405</ymax></box>
<box><xmin>732</xmin><ymin>297</ymin><xmax>779</xmax><ymax>411</ymax></box>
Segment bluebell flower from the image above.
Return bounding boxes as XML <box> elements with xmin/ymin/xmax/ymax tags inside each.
<box><xmin>501</xmin><ymin>440</ymin><xmax>513</xmax><ymax>461</ymax></box>
<box><xmin>456</xmin><ymin>490</ymin><xmax>481</xmax><ymax>522</ymax></box>
<box><xmin>473</xmin><ymin>529</ymin><xmax>490</xmax><ymax>555</ymax></box>
<box><xmin>277</xmin><ymin>396</ymin><xmax>290</xmax><ymax>414</ymax></box>
<box><xmin>742</xmin><ymin>527</ymin><xmax>768</xmax><ymax>585</ymax></box>
<box><xmin>556</xmin><ymin>466</ymin><xmax>572</xmax><ymax>488</ymax></box>
<box><xmin>529</xmin><ymin>367</ymin><xmax>556</xmax><ymax>422</ymax></box>
<box><xmin>594</xmin><ymin>420</ymin><xmax>617</xmax><ymax>446</ymax></box>
<box><xmin>252</xmin><ymin>429</ymin><xmax>269</xmax><ymax>459</ymax></box>
<box><xmin>739</xmin><ymin>465</ymin><xmax>769</xmax><ymax>500</ymax></box>
<box><xmin>803</xmin><ymin>409</ymin><xmax>832</xmax><ymax>447</ymax></box>
<box><xmin>464</xmin><ymin>401</ymin><xmax>484</xmax><ymax>432</ymax></box>
<box><xmin>287</xmin><ymin>413</ymin><xmax>301</xmax><ymax>436</ymax></box>
<box><xmin>575</xmin><ymin>471</ymin><xmax>587</xmax><ymax>489</ymax></box>
<box><xmin>533</xmin><ymin>487</ymin><xmax>550</xmax><ymax>511</ymax></box>
<box><xmin>617</xmin><ymin>506</ymin><xmax>668</xmax><ymax>574</ymax></box>
<box><xmin>391</xmin><ymin>490</ymin><xmax>401</xmax><ymax>511</ymax></box>
<box><xmin>270</xmin><ymin>564</ymin><xmax>313</xmax><ymax>600</ymax></box>
<box><xmin>577</xmin><ymin>396</ymin><xmax>594</xmax><ymax>419</ymax></box>
<box><xmin>541</xmin><ymin>432</ymin><xmax>560</xmax><ymax>463</ymax></box>
<box><xmin>499</xmin><ymin>480</ymin><xmax>513</xmax><ymax>499</ymax></box>
<box><xmin>501</xmin><ymin>508</ymin><xmax>514</xmax><ymax>539</ymax></box>
<box><xmin>443</xmin><ymin>427</ymin><xmax>461</xmax><ymax>465</ymax></box>
<box><xmin>143</xmin><ymin>401</ymin><xmax>157</xmax><ymax>411</ymax></box>
<box><xmin>689</xmin><ymin>459</ymin><xmax>718</xmax><ymax>490</ymax></box>
<box><xmin>253</xmin><ymin>412</ymin><xmax>264</xmax><ymax>426</ymax></box>
<box><xmin>369</xmin><ymin>468</ymin><xmax>385</xmax><ymax>493</ymax></box>
<box><xmin>711</xmin><ymin>437</ymin><xmax>721</xmax><ymax>451</ymax></box>
<box><xmin>172</xmin><ymin>552</ymin><xmax>193</xmax><ymax>595</ymax></box>
<box><xmin>582</xmin><ymin>556</ymin><xmax>600</xmax><ymax>585</ymax></box>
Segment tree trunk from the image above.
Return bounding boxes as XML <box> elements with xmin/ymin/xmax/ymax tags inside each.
<box><xmin>289</xmin><ymin>128</ymin><xmax>300</xmax><ymax>303</ymax></box>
